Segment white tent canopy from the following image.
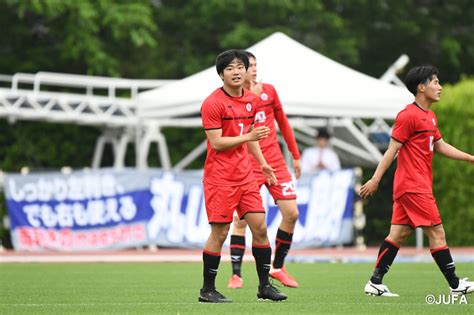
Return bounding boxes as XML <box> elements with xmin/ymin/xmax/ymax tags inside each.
<box><xmin>138</xmin><ymin>32</ymin><xmax>412</xmax><ymax>119</ymax></box>
<box><xmin>137</xmin><ymin>32</ymin><xmax>414</xmax><ymax>168</ymax></box>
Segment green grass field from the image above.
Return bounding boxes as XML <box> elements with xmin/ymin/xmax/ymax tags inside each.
<box><xmin>1</xmin><ymin>262</ymin><xmax>473</xmax><ymax>314</ymax></box>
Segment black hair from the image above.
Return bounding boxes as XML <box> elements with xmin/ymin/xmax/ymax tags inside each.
<box><xmin>404</xmin><ymin>65</ymin><xmax>439</xmax><ymax>96</ymax></box>
<box><xmin>215</xmin><ymin>49</ymin><xmax>249</xmax><ymax>75</ymax></box>
<box><xmin>244</xmin><ymin>51</ymin><xmax>256</xmax><ymax>60</ymax></box>
<box><xmin>316</xmin><ymin>128</ymin><xmax>331</xmax><ymax>139</ymax></box>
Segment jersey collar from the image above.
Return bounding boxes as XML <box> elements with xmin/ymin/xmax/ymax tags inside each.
<box><xmin>412</xmin><ymin>101</ymin><xmax>428</xmax><ymax>112</ymax></box>
<box><xmin>221</xmin><ymin>87</ymin><xmax>244</xmax><ymax>98</ymax></box>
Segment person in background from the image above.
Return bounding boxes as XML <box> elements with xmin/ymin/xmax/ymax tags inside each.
<box><xmin>301</xmin><ymin>129</ymin><xmax>341</xmax><ymax>172</ymax></box>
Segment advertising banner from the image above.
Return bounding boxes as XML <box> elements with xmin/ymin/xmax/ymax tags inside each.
<box><xmin>4</xmin><ymin>168</ymin><xmax>355</xmax><ymax>251</ymax></box>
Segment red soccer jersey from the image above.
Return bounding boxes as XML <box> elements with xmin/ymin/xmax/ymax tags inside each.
<box><xmin>250</xmin><ymin>83</ymin><xmax>300</xmax><ymax>168</ymax></box>
<box><xmin>201</xmin><ymin>87</ymin><xmax>259</xmax><ymax>185</ymax></box>
<box><xmin>391</xmin><ymin>103</ymin><xmax>442</xmax><ymax>199</ymax></box>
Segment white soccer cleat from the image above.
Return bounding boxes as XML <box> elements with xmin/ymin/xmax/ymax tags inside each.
<box><xmin>364</xmin><ymin>281</ymin><xmax>399</xmax><ymax>297</ymax></box>
<box><xmin>450</xmin><ymin>278</ymin><xmax>474</xmax><ymax>296</ymax></box>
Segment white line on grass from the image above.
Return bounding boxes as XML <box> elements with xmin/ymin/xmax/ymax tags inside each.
<box><xmin>2</xmin><ymin>302</ymin><xmax>472</xmax><ymax>307</ymax></box>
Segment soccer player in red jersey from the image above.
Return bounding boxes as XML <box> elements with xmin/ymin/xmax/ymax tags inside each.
<box><xmin>360</xmin><ymin>65</ymin><xmax>474</xmax><ymax>297</ymax></box>
<box><xmin>199</xmin><ymin>49</ymin><xmax>287</xmax><ymax>303</ymax></box>
<box><xmin>228</xmin><ymin>51</ymin><xmax>301</xmax><ymax>289</ymax></box>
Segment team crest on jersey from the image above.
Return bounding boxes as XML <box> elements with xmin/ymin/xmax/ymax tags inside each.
<box><xmin>260</xmin><ymin>93</ymin><xmax>268</xmax><ymax>101</ymax></box>
<box><xmin>432</xmin><ymin>118</ymin><xmax>436</xmax><ymax>126</ymax></box>
<box><xmin>246</xmin><ymin>103</ymin><xmax>252</xmax><ymax>112</ymax></box>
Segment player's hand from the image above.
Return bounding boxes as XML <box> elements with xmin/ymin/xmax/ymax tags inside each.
<box><xmin>359</xmin><ymin>178</ymin><xmax>379</xmax><ymax>199</ymax></box>
<box><xmin>293</xmin><ymin>159</ymin><xmax>301</xmax><ymax>179</ymax></box>
<box><xmin>248</xmin><ymin>126</ymin><xmax>270</xmax><ymax>141</ymax></box>
<box><xmin>250</xmin><ymin>80</ymin><xmax>263</xmax><ymax>96</ymax></box>
<box><xmin>261</xmin><ymin>164</ymin><xmax>277</xmax><ymax>185</ymax></box>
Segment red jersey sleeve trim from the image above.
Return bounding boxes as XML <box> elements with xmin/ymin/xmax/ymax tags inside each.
<box><xmin>434</xmin><ymin>137</ymin><xmax>442</xmax><ymax>142</ymax></box>
<box><xmin>204</xmin><ymin>127</ymin><xmax>222</xmax><ymax>131</ymax></box>
<box><xmin>391</xmin><ymin>136</ymin><xmax>405</xmax><ymax>144</ymax></box>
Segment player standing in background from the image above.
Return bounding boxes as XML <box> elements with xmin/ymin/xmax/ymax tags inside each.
<box><xmin>228</xmin><ymin>51</ymin><xmax>301</xmax><ymax>289</ymax></box>
<box><xmin>199</xmin><ymin>49</ymin><xmax>287</xmax><ymax>303</ymax></box>
<box><xmin>360</xmin><ymin>65</ymin><xmax>474</xmax><ymax>297</ymax></box>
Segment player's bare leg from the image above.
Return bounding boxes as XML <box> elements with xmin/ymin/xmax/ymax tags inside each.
<box><xmin>424</xmin><ymin>224</ymin><xmax>474</xmax><ymax>295</ymax></box>
<box><xmin>365</xmin><ymin>225</ymin><xmax>411</xmax><ymax>297</ymax></box>
<box><xmin>200</xmin><ymin>223</ymin><xmax>232</xmax><ymax>303</ymax></box>
<box><xmin>270</xmin><ymin>199</ymin><xmax>299</xmax><ymax>287</ymax></box>
<box><xmin>245</xmin><ymin>212</ymin><xmax>287</xmax><ymax>301</ymax></box>
<box><xmin>228</xmin><ymin>214</ymin><xmax>247</xmax><ymax>288</ymax></box>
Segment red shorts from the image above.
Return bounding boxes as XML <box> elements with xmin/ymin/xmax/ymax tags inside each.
<box><xmin>253</xmin><ymin>163</ymin><xmax>296</xmax><ymax>203</ymax></box>
<box><xmin>391</xmin><ymin>193</ymin><xmax>442</xmax><ymax>228</ymax></box>
<box><xmin>203</xmin><ymin>180</ymin><xmax>265</xmax><ymax>224</ymax></box>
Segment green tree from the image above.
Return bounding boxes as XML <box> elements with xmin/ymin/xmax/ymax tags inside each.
<box><xmin>329</xmin><ymin>0</ymin><xmax>474</xmax><ymax>82</ymax></box>
<box><xmin>0</xmin><ymin>0</ymin><xmax>157</xmax><ymax>76</ymax></box>
<box><xmin>432</xmin><ymin>78</ymin><xmax>474</xmax><ymax>245</ymax></box>
<box><xmin>145</xmin><ymin>0</ymin><xmax>358</xmax><ymax>78</ymax></box>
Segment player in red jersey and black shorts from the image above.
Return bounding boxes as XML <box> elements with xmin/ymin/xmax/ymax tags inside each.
<box><xmin>360</xmin><ymin>65</ymin><xmax>474</xmax><ymax>297</ymax></box>
<box><xmin>199</xmin><ymin>49</ymin><xmax>287</xmax><ymax>303</ymax></box>
<box><xmin>228</xmin><ymin>51</ymin><xmax>301</xmax><ymax>289</ymax></box>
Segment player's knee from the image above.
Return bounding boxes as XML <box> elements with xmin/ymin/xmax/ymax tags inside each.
<box><xmin>252</xmin><ymin>230</ymin><xmax>268</xmax><ymax>244</ymax></box>
<box><xmin>431</xmin><ymin>230</ymin><xmax>446</xmax><ymax>245</ymax></box>
<box><xmin>251</xmin><ymin>223</ymin><xmax>267</xmax><ymax>240</ymax></box>
<box><xmin>388</xmin><ymin>230</ymin><xmax>410</xmax><ymax>244</ymax></box>
<box><xmin>212</xmin><ymin>225</ymin><xmax>230</xmax><ymax>243</ymax></box>
<box><xmin>283</xmin><ymin>208</ymin><xmax>299</xmax><ymax>224</ymax></box>
<box><xmin>399</xmin><ymin>229</ymin><xmax>411</xmax><ymax>241</ymax></box>
<box><xmin>234</xmin><ymin>218</ymin><xmax>247</xmax><ymax>229</ymax></box>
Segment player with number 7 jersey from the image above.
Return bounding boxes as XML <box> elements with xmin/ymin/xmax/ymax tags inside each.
<box><xmin>201</xmin><ymin>87</ymin><xmax>260</xmax><ymax>186</ymax></box>
<box><xmin>199</xmin><ymin>50</ymin><xmax>287</xmax><ymax>303</ymax></box>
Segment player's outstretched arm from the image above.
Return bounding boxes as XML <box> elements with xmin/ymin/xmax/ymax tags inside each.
<box><xmin>292</xmin><ymin>159</ymin><xmax>301</xmax><ymax>179</ymax></box>
<box><xmin>434</xmin><ymin>139</ymin><xmax>474</xmax><ymax>164</ymax></box>
<box><xmin>360</xmin><ymin>139</ymin><xmax>403</xmax><ymax>199</ymax></box>
<box><xmin>247</xmin><ymin>140</ymin><xmax>277</xmax><ymax>185</ymax></box>
<box><xmin>274</xmin><ymin>108</ymin><xmax>301</xmax><ymax>178</ymax></box>
<box><xmin>205</xmin><ymin>126</ymin><xmax>270</xmax><ymax>152</ymax></box>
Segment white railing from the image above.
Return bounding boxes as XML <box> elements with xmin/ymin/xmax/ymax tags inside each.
<box><xmin>10</xmin><ymin>72</ymin><xmax>175</xmax><ymax>99</ymax></box>
<box><xmin>0</xmin><ymin>72</ymin><xmax>177</xmax><ymax>126</ymax></box>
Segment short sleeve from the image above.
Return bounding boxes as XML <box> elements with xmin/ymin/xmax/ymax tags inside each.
<box><xmin>434</xmin><ymin>127</ymin><xmax>442</xmax><ymax>141</ymax></box>
<box><xmin>391</xmin><ymin>110</ymin><xmax>414</xmax><ymax>143</ymax></box>
<box><xmin>201</xmin><ymin>99</ymin><xmax>223</xmax><ymax>130</ymax></box>
<box><xmin>433</xmin><ymin>114</ymin><xmax>442</xmax><ymax>141</ymax></box>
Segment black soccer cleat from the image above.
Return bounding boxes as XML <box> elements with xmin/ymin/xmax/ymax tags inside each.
<box><xmin>198</xmin><ymin>289</ymin><xmax>232</xmax><ymax>303</ymax></box>
<box><xmin>257</xmin><ymin>284</ymin><xmax>288</xmax><ymax>301</ymax></box>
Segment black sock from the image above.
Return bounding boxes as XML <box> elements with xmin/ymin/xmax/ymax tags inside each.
<box><xmin>252</xmin><ymin>244</ymin><xmax>271</xmax><ymax>286</ymax></box>
<box><xmin>431</xmin><ymin>246</ymin><xmax>459</xmax><ymax>289</ymax></box>
<box><xmin>273</xmin><ymin>229</ymin><xmax>293</xmax><ymax>269</ymax></box>
<box><xmin>370</xmin><ymin>238</ymin><xmax>399</xmax><ymax>284</ymax></box>
<box><xmin>230</xmin><ymin>235</ymin><xmax>245</xmax><ymax>277</ymax></box>
<box><xmin>202</xmin><ymin>250</ymin><xmax>221</xmax><ymax>291</ymax></box>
